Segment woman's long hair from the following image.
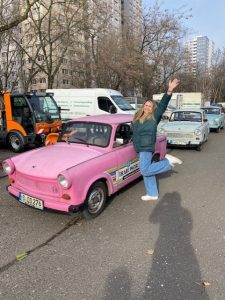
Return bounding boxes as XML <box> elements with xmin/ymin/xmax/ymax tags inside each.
<box><xmin>133</xmin><ymin>100</ymin><xmax>157</xmax><ymax>124</ymax></box>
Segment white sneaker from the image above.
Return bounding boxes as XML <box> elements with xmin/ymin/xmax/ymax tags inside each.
<box><xmin>141</xmin><ymin>195</ymin><xmax>158</xmax><ymax>201</ymax></box>
<box><xmin>165</xmin><ymin>154</ymin><xmax>183</xmax><ymax>167</ymax></box>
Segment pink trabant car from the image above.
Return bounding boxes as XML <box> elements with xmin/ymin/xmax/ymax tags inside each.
<box><xmin>3</xmin><ymin>114</ymin><xmax>167</xmax><ymax>219</ymax></box>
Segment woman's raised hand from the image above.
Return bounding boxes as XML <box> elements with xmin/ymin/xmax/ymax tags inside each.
<box><xmin>168</xmin><ymin>78</ymin><xmax>180</xmax><ymax>92</ymax></box>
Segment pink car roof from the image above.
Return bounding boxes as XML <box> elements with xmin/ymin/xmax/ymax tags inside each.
<box><xmin>69</xmin><ymin>114</ymin><xmax>133</xmax><ymax>124</ymax></box>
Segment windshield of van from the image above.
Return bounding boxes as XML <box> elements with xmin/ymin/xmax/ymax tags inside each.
<box><xmin>111</xmin><ymin>95</ymin><xmax>135</xmax><ymax>111</ymax></box>
<box><xmin>27</xmin><ymin>94</ymin><xmax>60</xmax><ymax>122</ymax></box>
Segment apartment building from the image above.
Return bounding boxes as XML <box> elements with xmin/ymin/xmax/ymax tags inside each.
<box><xmin>186</xmin><ymin>36</ymin><xmax>215</xmax><ymax>75</ymax></box>
<box><xmin>121</xmin><ymin>0</ymin><xmax>142</xmax><ymax>35</ymax></box>
<box><xmin>0</xmin><ymin>0</ymin><xmax>143</xmax><ymax>92</ymax></box>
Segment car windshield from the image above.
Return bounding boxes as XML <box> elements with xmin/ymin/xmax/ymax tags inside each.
<box><xmin>59</xmin><ymin>122</ymin><xmax>111</xmax><ymax>147</ymax></box>
<box><xmin>202</xmin><ymin>108</ymin><xmax>220</xmax><ymax>115</ymax></box>
<box><xmin>170</xmin><ymin>111</ymin><xmax>202</xmax><ymax>122</ymax></box>
<box><xmin>27</xmin><ymin>94</ymin><xmax>60</xmax><ymax>122</ymax></box>
<box><xmin>111</xmin><ymin>95</ymin><xmax>135</xmax><ymax>111</ymax></box>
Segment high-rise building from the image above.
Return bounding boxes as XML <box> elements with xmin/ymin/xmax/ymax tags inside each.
<box><xmin>93</xmin><ymin>0</ymin><xmax>142</xmax><ymax>34</ymax></box>
<box><xmin>121</xmin><ymin>0</ymin><xmax>142</xmax><ymax>34</ymax></box>
<box><xmin>186</xmin><ymin>36</ymin><xmax>215</xmax><ymax>75</ymax></box>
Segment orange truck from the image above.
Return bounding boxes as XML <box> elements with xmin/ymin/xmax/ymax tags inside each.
<box><xmin>0</xmin><ymin>91</ymin><xmax>62</xmax><ymax>152</ymax></box>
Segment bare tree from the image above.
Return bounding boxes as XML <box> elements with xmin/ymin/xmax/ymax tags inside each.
<box><xmin>139</xmin><ymin>1</ymin><xmax>191</xmax><ymax>96</ymax></box>
<box><xmin>0</xmin><ymin>0</ymin><xmax>39</xmax><ymax>33</ymax></box>
<box><xmin>0</xmin><ymin>29</ymin><xmax>22</xmax><ymax>91</ymax></box>
<box><xmin>12</xmin><ymin>0</ymin><xmax>87</xmax><ymax>90</ymax></box>
<box><xmin>209</xmin><ymin>49</ymin><xmax>225</xmax><ymax>102</ymax></box>
<box><xmin>177</xmin><ymin>48</ymin><xmax>225</xmax><ymax>102</ymax></box>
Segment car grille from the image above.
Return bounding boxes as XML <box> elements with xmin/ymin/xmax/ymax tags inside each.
<box><xmin>15</xmin><ymin>171</ymin><xmax>60</xmax><ymax>196</ymax></box>
<box><xmin>166</xmin><ymin>132</ymin><xmax>194</xmax><ymax>138</ymax></box>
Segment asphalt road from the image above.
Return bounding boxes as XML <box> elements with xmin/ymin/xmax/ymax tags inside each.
<box><xmin>0</xmin><ymin>132</ymin><xmax>225</xmax><ymax>300</ymax></box>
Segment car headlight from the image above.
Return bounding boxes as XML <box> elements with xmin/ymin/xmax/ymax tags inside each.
<box><xmin>194</xmin><ymin>129</ymin><xmax>201</xmax><ymax>136</ymax></box>
<box><xmin>2</xmin><ymin>160</ymin><xmax>15</xmax><ymax>175</ymax></box>
<box><xmin>158</xmin><ymin>128</ymin><xmax>165</xmax><ymax>134</ymax></box>
<box><xmin>57</xmin><ymin>174</ymin><xmax>71</xmax><ymax>189</ymax></box>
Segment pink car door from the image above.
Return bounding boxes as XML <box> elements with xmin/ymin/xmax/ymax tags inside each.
<box><xmin>112</xmin><ymin>124</ymin><xmax>140</xmax><ymax>191</ymax></box>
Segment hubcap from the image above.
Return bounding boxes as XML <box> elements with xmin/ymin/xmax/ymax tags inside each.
<box><xmin>10</xmin><ymin>135</ymin><xmax>21</xmax><ymax>150</ymax></box>
<box><xmin>88</xmin><ymin>188</ymin><xmax>104</xmax><ymax>213</ymax></box>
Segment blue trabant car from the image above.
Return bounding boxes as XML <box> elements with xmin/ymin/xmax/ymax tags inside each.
<box><xmin>200</xmin><ymin>106</ymin><xmax>225</xmax><ymax>133</ymax></box>
<box><xmin>158</xmin><ymin>109</ymin><xmax>209</xmax><ymax>151</ymax></box>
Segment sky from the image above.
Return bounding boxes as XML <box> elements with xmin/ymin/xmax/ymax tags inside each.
<box><xmin>142</xmin><ymin>0</ymin><xmax>225</xmax><ymax>49</ymax></box>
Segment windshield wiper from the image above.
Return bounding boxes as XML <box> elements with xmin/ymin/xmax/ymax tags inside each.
<box><xmin>67</xmin><ymin>137</ymin><xmax>88</xmax><ymax>144</ymax></box>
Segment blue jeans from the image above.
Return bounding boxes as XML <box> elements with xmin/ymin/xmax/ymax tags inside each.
<box><xmin>139</xmin><ymin>152</ymin><xmax>171</xmax><ymax>197</ymax></box>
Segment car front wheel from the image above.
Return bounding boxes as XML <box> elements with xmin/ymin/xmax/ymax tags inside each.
<box><xmin>196</xmin><ymin>143</ymin><xmax>202</xmax><ymax>151</ymax></box>
<box><xmin>82</xmin><ymin>181</ymin><xmax>107</xmax><ymax>219</ymax></box>
<box><xmin>7</xmin><ymin>131</ymin><xmax>26</xmax><ymax>152</ymax></box>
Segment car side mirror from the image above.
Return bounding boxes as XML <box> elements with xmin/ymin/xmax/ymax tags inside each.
<box><xmin>203</xmin><ymin>118</ymin><xmax>208</xmax><ymax>122</ymax></box>
<box><xmin>109</xmin><ymin>105</ymin><xmax>117</xmax><ymax>114</ymax></box>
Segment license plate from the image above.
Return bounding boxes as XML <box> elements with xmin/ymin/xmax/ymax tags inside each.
<box><xmin>168</xmin><ymin>140</ymin><xmax>186</xmax><ymax>145</ymax></box>
<box><xmin>176</xmin><ymin>141</ymin><xmax>187</xmax><ymax>145</ymax></box>
<box><xmin>19</xmin><ymin>193</ymin><xmax>44</xmax><ymax>210</ymax></box>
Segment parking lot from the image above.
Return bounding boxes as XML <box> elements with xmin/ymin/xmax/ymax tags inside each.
<box><xmin>0</xmin><ymin>131</ymin><xmax>225</xmax><ymax>299</ymax></box>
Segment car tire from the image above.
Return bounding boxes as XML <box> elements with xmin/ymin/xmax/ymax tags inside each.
<box><xmin>216</xmin><ymin>127</ymin><xmax>220</xmax><ymax>133</ymax></box>
<box><xmin>82</xmin><ymin>181</ymin><xmax>107</xmax><ymax>219</ymax></box>
<box><xmin>7</xmin><ymin>131</ymin><xmax>26</xmax><ymax>153</ymax></box>
<box><xmin>196</xmin><ymin>143</ymin><xmax>202</xmax><ymax>151</ymax></box>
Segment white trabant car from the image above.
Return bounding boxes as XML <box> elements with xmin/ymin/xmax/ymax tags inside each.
<box><xmin>158</xmin><ymin>109</ymin><xmax>209</xmax><ymax>151</ymax></box>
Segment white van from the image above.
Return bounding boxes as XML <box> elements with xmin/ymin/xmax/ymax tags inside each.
<box><xmin>46</xmin><ymin>88</ymin><xmax>135</xmax><ymax>119</ymax></box>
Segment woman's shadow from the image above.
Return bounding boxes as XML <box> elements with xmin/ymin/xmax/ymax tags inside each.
<box><xmin>143</xmin><ymin>192</ymin><xmax>210</xmax><ymax>300</ymax></box>
<box><xmin>102</xmin><ymin>192</ymin><xmax>210</xmax><ymax>300</ymax></box>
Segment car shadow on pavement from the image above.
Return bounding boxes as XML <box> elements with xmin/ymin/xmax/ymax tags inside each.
<box><xmin>102</xmin><ymin>192</ymin><xmax>210</xmax><ymax>300</ymax></box>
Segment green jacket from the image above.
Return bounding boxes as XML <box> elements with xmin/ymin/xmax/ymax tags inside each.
<box><xmin>132</xmin><ymin>93</ymin><xmax>172</xmax><ymax>152</ymax></box>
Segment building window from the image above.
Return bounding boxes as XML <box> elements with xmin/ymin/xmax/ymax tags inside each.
<box><xmin>63</xmin><ymin>79</ymin><xmax>69</xmax><ymax>85</ymax></box>
<box><xmin>40</xmin><ymin>78</ymin><xmax>46</xmax><ymax>83</ymax></box>
<box><xmin>37</xmin><ymin>55</ymin><xmax>45</xmax><ymax>61</ymax></box>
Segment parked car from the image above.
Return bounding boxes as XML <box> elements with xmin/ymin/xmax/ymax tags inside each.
<box><xmin>211</xmin><ymin>103</ymin><xmax>225</xmax><ymax>112</ymax></box>
<box><xmin>158</xmin><ymin>109</ymin><xmax>209</xmax><ymax>151</ymax></box>
<box><xmin>201</xmin><ymin>106</ymin><xmax>225</xmax><ymax>133</ymax></box>
<box><xmin>3</xmin><ymin>114</ymin><xmax>167</xmax><ymax>219</ymax></box>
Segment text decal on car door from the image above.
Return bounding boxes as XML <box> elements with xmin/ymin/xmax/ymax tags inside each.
<box><xmin>106</xmin><ymin>158</ymin><xmax>139</xmax><ymax>186</ymax></box>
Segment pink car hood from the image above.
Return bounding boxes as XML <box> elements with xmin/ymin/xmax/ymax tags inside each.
<box><xmin>11</xmin><ymin>144</ymin><xmax>102</xmax><ymax>178</ymax></box>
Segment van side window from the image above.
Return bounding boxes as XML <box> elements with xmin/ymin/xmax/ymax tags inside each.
<box><xmin>98</xmin><ymin>97</ymin><xmax>116</xmax><ymax>113</ymax></box>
